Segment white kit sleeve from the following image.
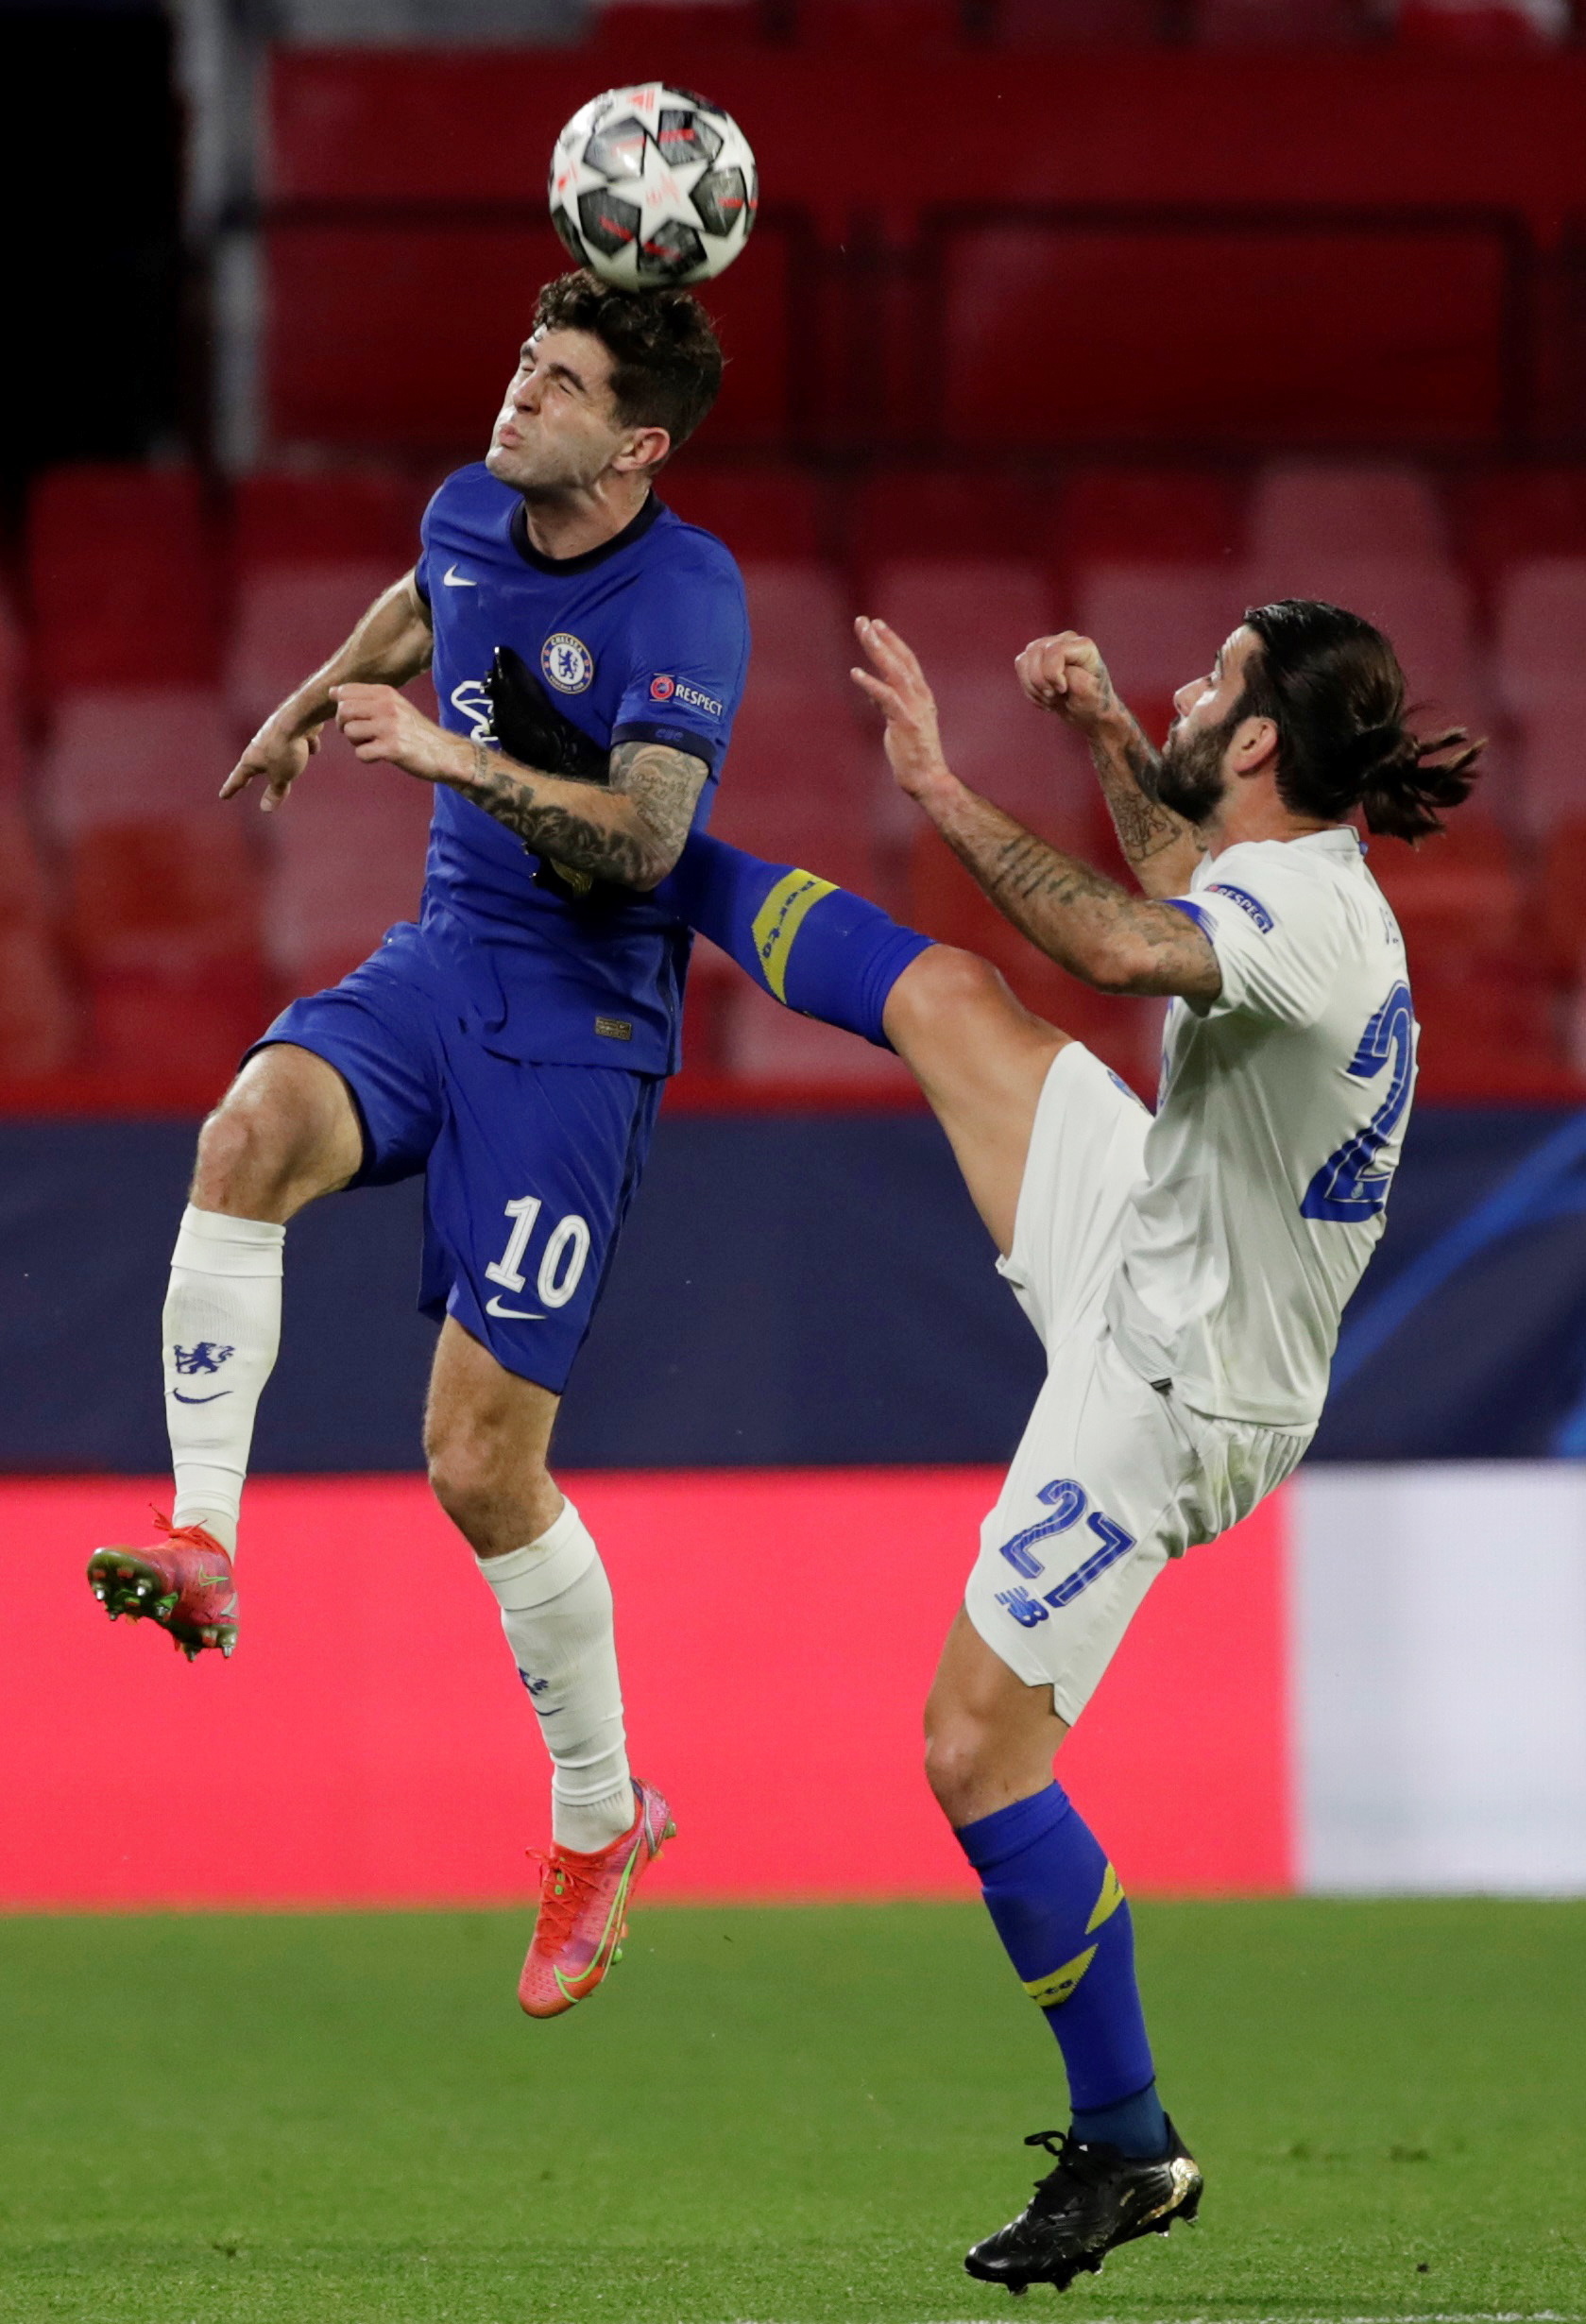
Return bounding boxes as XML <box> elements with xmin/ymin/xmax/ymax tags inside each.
<box><xmin>1169</xmin><ymin>847</ymin><xmax>1344</xmax><ymax>1031</ymax></box>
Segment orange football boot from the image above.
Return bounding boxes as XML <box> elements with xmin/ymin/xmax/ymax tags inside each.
<box><xmin>519</xmin><ymin>1779</ymin><xmax>675</xmax><ymax>2018</ymax></box>
<box><xmin>87</xmin><ymin>1515</ymin><xmax>238</xmax><ymax>1661</ymax></box>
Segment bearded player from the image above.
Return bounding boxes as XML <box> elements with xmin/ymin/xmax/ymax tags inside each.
<box><xmin>86</xmin><ymin>273</ymin><xmax>748</xmax><ymax>2018</ymax></box>
<box><xmin>657</xmin><ymin>598</ymin><xmax>1479</xmax><ymax>2289</ymax></box>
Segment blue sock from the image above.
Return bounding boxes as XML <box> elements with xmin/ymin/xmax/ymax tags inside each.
<box><xmin>957</xmin><ymin>1785</ymin><xmax>1169</xmax><ymax>2160</ymax></box>
<box><xmin>657</xmin><ymin>831</ymin><xmax>932</xmax><ymax>1050</ymax></box>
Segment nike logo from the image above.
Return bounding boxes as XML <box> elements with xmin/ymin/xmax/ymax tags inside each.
<box><xmin>554</xmin><ymin>1846</ymin><xmax>640</xmax><ymax>2002</ymax></box>
<box><xmin>171</xmin><ymin>1390</ymin><xmax>231</xmax><ymax>1405</ymax></box>
<box><xmin>443</xmin><ymin>565</ymin><xmax>477</xmax><ymax>587</ymax></box>
<box><xmin>486</xmin><ymin>1296</ymin><xmax>546</xmax><ymax>1320</ymax></box>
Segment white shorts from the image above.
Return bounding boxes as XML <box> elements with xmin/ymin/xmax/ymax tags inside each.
<box><xmin>964</xmin><ymin>1045</ymin><xmax>1312</xmax><ymax>1725</ymax></box>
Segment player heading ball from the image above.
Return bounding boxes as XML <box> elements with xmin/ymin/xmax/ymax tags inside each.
<box><xmin>87</xmin><ymin>267</ymin><xmax>749</xmax><ymax>2020</ymax></box>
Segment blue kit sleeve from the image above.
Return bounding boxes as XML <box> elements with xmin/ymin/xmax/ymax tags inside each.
<box><xmin>610</xmin><ymin>547</ymin><xmax>750</xmax><ymax>773</ymax></box>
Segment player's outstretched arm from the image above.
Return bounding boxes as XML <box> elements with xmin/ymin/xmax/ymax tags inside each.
<box><xmin>221</xmin><ymin>572</ymin><xmax>435</xmax><ymax>813</ymax></box>
<box><xmin>853</xmin><ymin>618</ymin><xmax>1219</xmax><ymax>1005</ymax></box>
<box><xmin>1015</xmin><ymin>631</ymin><xmax>1204</xmax><ymax>899</ymax></box>
<box><xmin>331</xmin><ymin>685</ymin><xmax>708</xmax><ymax>891</ymax></box>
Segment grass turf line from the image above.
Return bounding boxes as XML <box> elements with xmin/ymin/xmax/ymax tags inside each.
<box><xmin>0</xmin><ymin>1898</ymin><xmax>1580</xmax><ymax>2322</ymax></box>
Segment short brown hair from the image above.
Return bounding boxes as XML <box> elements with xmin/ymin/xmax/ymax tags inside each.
<box><xmin>532</xmin><ymin>270</ymin><xmax>724</xmax><ymax>452</ymax></box>
<box><xmin>1240</xmin><ymin>599</ymin><xmax>1483</xmax><ymax>843</ymax></box>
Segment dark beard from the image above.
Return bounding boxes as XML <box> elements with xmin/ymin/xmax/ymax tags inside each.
<box><xmin>1149</xmin><ymin>709</ymin><xmax>1238</xmax><ymax>825</ymax></box>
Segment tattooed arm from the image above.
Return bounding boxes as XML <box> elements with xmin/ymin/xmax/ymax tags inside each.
<box><xmin>1015</xmin><ymin>630</ymin><xmax>1205</xmax><ymax>900</ymax></box>
<box><xmin>331</xmin><ymin>684</ymin><xmax>708</xmax><ymax>890</ymax></box>
<box><xmin>852</xmin><ymin>618</ymin><xmax>1219</xmax><ymax>1003</ymax></box>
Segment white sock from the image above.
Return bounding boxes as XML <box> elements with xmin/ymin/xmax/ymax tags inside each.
<box><xmin>162</xmin><ymin>1204</ymin><xmax>285</xmax><ymax>1556</ymax></box>
<box><xmin>476</xmin><ymin>1498</ymin><xmax>634</xmax><ymax>1854</ymax></box>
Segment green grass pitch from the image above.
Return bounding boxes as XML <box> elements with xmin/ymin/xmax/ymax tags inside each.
<box><xmin>1</xmin><ymin>1898</ymin><xmax>1580</xmax><ymax>2322</ymax></box>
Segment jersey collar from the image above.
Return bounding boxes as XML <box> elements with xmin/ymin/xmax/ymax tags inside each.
<box><xmin>509</xmin><ymin>490</ymin><xmax>664</xmax><ymax>575</ymax></box>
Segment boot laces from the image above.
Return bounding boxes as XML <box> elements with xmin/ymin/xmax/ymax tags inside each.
<box><xmin>1023</xmin><ymin>2128</ymin><xmax>1117</xmax><ymax>2198</ymax></box>
<box><xmin>528</xmin><ymin>1849</ymin><xmax>603</xmax><ymax>1952</ymax></box>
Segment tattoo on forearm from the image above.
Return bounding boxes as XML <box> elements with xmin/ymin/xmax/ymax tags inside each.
<box><xmin>460</xmin><ymin>739</ymin><xmax>706</xmax><ymax>887</ymax></box>
<box><xmin>1090</xmin><ymin>716</ymin><xmax>1203</xmax><ymax>871</ymax></box>
<box><xmin>929</xmin><ymin>785</ymin><xmax>1217</xmax><ymax>998</ymax></box>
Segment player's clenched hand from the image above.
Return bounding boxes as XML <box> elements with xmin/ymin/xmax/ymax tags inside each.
<box><xmin>331</xmin><ymin>685</ymin><xmax>463</xmax><ymax>785</ymax></box>
<box><xmin>220</xmin><ymin>717</ymin><xmax>323</xmax><ymax>812</ymax></box>
<box><xmin>851</xmin><ymin>617</ymin><xmax>953</xmax><ymax>804</ymax></box>
<box><xmin>1016</xmin><ymin>633</ymin><xmax>1120</xmax><ymax>731</ymax></box>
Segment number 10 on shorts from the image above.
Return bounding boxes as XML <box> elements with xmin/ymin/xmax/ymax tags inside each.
<box><xmin>485</xmin><ymin>1196</ymin><xmax>591</xmax><ymax>1309</ymax></box>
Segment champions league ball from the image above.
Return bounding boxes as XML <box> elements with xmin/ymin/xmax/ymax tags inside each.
<box><xmin>549</xmin><ymin>84</ymin><xmax>758</xmax><ymax>289</ymax></box>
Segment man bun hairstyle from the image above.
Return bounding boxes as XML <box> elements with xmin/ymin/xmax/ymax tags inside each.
<box><xmin>1239</xmin><ymin>598</ymin><xmax>1483</xmax><ymax>843</ymax></box>
<box><xmin>533</xmin><ymin>270</ymin><xmax>724</xmax><ymax>455</ymax></box>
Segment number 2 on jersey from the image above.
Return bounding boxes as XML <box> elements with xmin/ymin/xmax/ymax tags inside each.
<box><xmin>1301</xmin><ymin>981</ymin><xmax>1414</xmax><ymax>1222</ymax></box>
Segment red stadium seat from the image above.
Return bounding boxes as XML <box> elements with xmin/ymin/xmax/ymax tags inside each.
<box><xmin>1538</xmin><ymin>813</ymin><xmax>1586</xmax><ymax>984</ymax></box>
<box><xmin>0</xmin><ymin>802</ymin><xmax>76</xmax><ymax>1077</ymax></box>
<box><xmin>1194</xmin><ymin>0</ymin><xmax>1376</xmax><ymax>39</ymax></box>
<box><xmin>40</xmin><ymin>690</ymin><xmax>237</xmax><ymax>833</ymax></box>
<box><xmin>1055</xmin><ymin>470</ymin><xmax>1249</xmax><ymax>575</ymax></box>
<box><xmin>1249</xmin><ymin>463</ymin><xmax>1449</xmax><ymax>563</ymax></box>
<box><xmin>871</xmin><ymin>557</ymin><xmax>1087</xmax><ymax>837</ymax></box>
<box><xmin>720</xmin><ymin>982</ymin><xmax>913</xmax><ymax>1085</ymax></box>
<box><xmin>580</xmin><ymin>1</ymin><xmax>774</xmax><ymax>59</ymax></box>
<box><xmin>1076</xmin><ymin>564</ymin><xmax>1234</xmax><ymax>715</ymax></box>
<box><xmin>1396</xmin><ymin>0</ymin><xmax>1569</xmax><ymax>50</ymax></box>
<box><xmin>940</xmin><ymin>225</ymin><xmax>1510</xmax><ymax>451</ymax></box>
<box><xmin>28</xmin><ymin>467</ymin><xmax>218</xmax><ymax>692</ymax></box>
<box><xmin>997</xmin><ymin>0</ymin><xmax>1164</xmax><ymax>43</ymax></box>
<box><xmin>38</xmin><ymin>688</ymin><xmax>269</xmax><ymax>1078</ymax></box>
<box><xmin>0</xmin><ymin>590</ymin><xmax>28</xmax><ymax>795</ymax></box>
<box><xmin>1367</xmin><ymin>813</ymin><xmax>1523</xmax><ymax>959</ymax></box>
<box><xmin>794</xmin><ymin>0</ymin><xmax>966</xmax><ymax>49</ymax></box>
<box><xmin>228</xmin><ymin>563</ymin><xmax>401</xmax><ymax>736</ymax></box>
<box><xmin>708</xmin><ymin>560</ymin><xmax>883</xmax><ymax>881</ymax></box>
<box><xmin>232</xmin><ymin>470</ymin><xmax>425</xmax><ymax>571</ymax></box>
<box><xmin>1453</xmin><ymin>465</ymin><xmax>1586</xmax><ymax>589</ymax></box>
<box><xmin>1494</xmin><ymin>560</ymin><xmax>1586</xmax><ymax>834</ymax></box>
<box><xmin>262</xmin><ymin>737</ymin><xmax>435</xmax><ymax>996</ymax></box>
<box><xmin>849</xmin><ymin>469</ymin><xmax>1060</xmax><ymax>578</ymax></box>
<box><xmin>1494</xmin><ymin>557</ymin><xmax>1586</xmax><ymax>713</ymax></box>
<box><xmin>1509</xmin><ymin>701</ymin><xmax>1586</xmax><ymax>838</ymax></box>
<box><xmin>265</xmin><ymin>217</ymin><xmax>800</xmax><ymax>453</ymax></box>
<box><xmin>1409</xmin><ymin>949</ymin><xmax>1564</xmax><ymax>1096</ymax></box>
<box><xmin>660</xmin><ymin>463</ymin><xmax>827</xmax><ymax>560</ymax></box>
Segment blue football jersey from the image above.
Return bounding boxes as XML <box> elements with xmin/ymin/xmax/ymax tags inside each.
<box><xmin>413</xmin><ymin>463</ymin><xmax>750</xmax><ymax>1074</ymax></box>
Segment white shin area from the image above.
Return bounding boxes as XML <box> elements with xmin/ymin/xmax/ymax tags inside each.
<box><xmin>476</xmin><ymin>1498</ymin><xmax>635</xmax><ymax>1854</ymax></box>
<box><xmin>163</xmin><ymin>1204</ymin><xmax>286</xmax><ymax>1556</ymax></box>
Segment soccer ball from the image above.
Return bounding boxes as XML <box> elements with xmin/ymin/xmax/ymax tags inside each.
<box><xmin>549</xmin><ymin>84</ymin><xmax>758</xmax><ymax>289</ymax></box>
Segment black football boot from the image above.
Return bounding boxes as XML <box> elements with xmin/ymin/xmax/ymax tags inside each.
<box><xmin>964</xmin><ymin>2119</ymin><xmax>1202</xmax><ymax>2295</ymax></box>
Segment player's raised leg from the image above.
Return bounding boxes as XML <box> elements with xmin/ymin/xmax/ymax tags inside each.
<box><xmin>87</xmin><ymin>1043</ymin><xmax>363</xmax><ymax>1658</ymax></box>
<box><xmin>423</xmin><ymin>1318</ymin><xmax>673</xmax><ymax>2018</ymax></box>
<box><xmin>658</xmin><ymin>836</ymin><xmax>1065</xmax><ymax>1256</ymax></box>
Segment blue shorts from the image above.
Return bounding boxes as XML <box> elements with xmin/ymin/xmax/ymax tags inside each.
<box><xmin>255</xmin><ymin>921</ymin><xmax>663</xmax><ymax>1395</ymax></box>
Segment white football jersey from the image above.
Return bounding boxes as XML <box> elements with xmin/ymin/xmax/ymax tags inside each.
<box><xmin>1104</xmin><ymin>827</ymin><xmax>1415</xmax><ymax>1427</ymax></box>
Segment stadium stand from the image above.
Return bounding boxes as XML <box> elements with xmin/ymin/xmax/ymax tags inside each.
<box><xmin>869</xmin><ymin>557</ymin><xmax>1077</xmax><ymax>842</ymax></box>
<box><xmin>40</xmin><ymin>690</ymin><xmax>266</xmax><ymax>1084</ymax></box>
<box><xmin>708</xmin><ymin>558</ymin><xmax>884</xmax><ymax>895</ymax></box>
<box><xmin>6</xmin><ymin>39</ymin><xmax>1584</xmax><ymax>1108</ymax></box>
<box><xmin>995</xmin><ymin>1</ymin><xmax>1167</xmax><ymax>43</ymax></box>
<box><xmin>28</xmin><ymin>466</ymin><xmax>218</xmax><ymax>692</ymax></box>
<box><xmin>5</xmin><ymin>452</ymin><xmax>1582</xmax><ymax>1106</ymax></box>
<box><xmin>1194</xmin><ymin>0</ymin><xmax>1378</xmax><ymax>38</ymax></box>
<box><xmin>1248</xmin><ymin>464</ymin><xmax>1450</xmax><ymax>564</ymax></box>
